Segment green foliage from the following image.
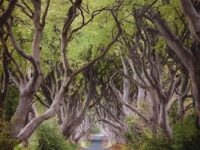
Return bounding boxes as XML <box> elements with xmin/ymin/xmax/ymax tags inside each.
<box><xmin>139</xmin><ymin>131</ymin><xmax>172</xmax><ymax>150</ymax></box>
<box><xmin>0</xmin><ymin>121</ymin><xmax>18</xmax><ymax>149</ymax></box>
<box><xmin>36</xmin><ymin>121</ymin><xmax>77</xmax><ymax>150</ymax></box>
<box><xmin>11</xmin><ymin>0</ymin><xmax>119</xmax><ymax>75</ymax></box>
<box><xmin>3</xmin><ymin>85</ymin><xmax>19</xmax><ymax>120</ymax></box>
<box><xmin>125</xmin><ymin>114</ymin><xmax>200</xmax><ymax>150</ymax></box>
<box><xmin>0</xmin><ymin>85</ymin><xmax>19</xmax><ymax>149</ymax></box>
<box><xmin>172</xmin><ymin>115</ymin><xmax>200</xmax><ymax>150</ymax></box>
<box><xmin>124</xmin><ymin>116</ymin><xmax>145</xmax><ymax>149</ymax></box>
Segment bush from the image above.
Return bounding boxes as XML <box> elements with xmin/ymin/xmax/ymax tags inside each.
<box><xmin>126</xmin><ymin>114</ymin><xmax>200</xmax><ymax>150</ymax></box>
<box><xmin>139</xmin><ymin>133</ymin><xmax>172</xmax><ymax>150</ymax></box>
<box><xmin>0</xmin><ymin>85</ymin><xmax>19</xmax><ymax>149</ymax></box>
<box><xmin>3</xmin><ymin>85</ymin><xmax>19</xmax><ymax>120</ymax></box>
<box><xmin>0</xmin><ymin>121</ymin><xmax>18</xmax><ymax>149</ymax></box>
<box><xmin>124</xmin><ymin>116</ymin><xmax>146</xmax><ymax>149</ymax></box>
<box><xmin>172</xmin><ymin>114</ymin><xmax>200</xmax><ymax>150</ymax></box>
<box><xmin>36</xmin><ymin>121</ymin><xmax>77</xmax><ymax>150</ymax></box>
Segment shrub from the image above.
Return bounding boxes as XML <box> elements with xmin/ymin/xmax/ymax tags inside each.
<box><xmin>36</xmin><ymin>121</ymin><xmax>77</xmax><ymax>150</ymax></box>
<box><xmin>0</xmin><ymin>121</ymin><xmax>18</xmax><ymax>149</ymax></box>
<box><xmin>126</xmin><ymin>114</ymin><xmax>200</xmax><ymax>150</ymax></box>
<box><xmin>172</xmin><ymin>114</ymin><xmax>200</xmax><ymax>150</ymax></box>
<box><xmin>0</xmin><ymin>85</ymin><xmax>19</xmax><ymax>149</ymax></box>
<box><xmin>3</xmin><ymin>85</ymin><xmax>19</xmax><ymax>120</ymax></box>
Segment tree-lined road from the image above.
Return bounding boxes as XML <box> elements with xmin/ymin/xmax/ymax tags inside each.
<box><xmin>84</xmin><ymin>134</ymin><xmax>107</xmax><ymax>150</ymax></box>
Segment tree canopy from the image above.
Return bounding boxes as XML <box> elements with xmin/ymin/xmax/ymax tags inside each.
<box><xmin>1</xmin><ymin>0</ymin><xmax>200</xmax><ymax>149</ymax></box>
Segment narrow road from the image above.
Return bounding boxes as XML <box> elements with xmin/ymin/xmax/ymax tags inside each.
<box><xmin>84</xmin><ymin>134</ymin><xmax>107</xmax><ymax>150</ymax></box>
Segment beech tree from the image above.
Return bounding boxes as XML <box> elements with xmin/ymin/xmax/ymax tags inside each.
<box><xmin>148</xmin><ymin>0</ymin><xmax>200</xmax><ymax>127</ymax></box>
<box><xmin>1</xmin><ymin>0</ymin><xmax>200</xmax><ymax>149</ymax></box>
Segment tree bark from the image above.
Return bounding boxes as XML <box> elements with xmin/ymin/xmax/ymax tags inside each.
<box><xmin>149</xmin><ymin>10</ymin><xmax>200</xmax><ymax>127</ymax></box>
<box><xmin>11</xmin><ymin>91</ymin><xmax>34</xmax><ymax>138</ymax></box>
<box><xmin>181</xmin><ymin>0</ymin><xmax>200</xmax><ymax>41</ymax></box>
<box><xmin>191</xmin><ymin>63</ymin><xmax>200</xmax><ymax>126</ymax></box>
<box><xmin>159</xmin><ymin>101</ymin><xmax>172</xmax><ymax>139</ymax></box>
<box><xmin>177</xmin><ymin>70</ymin><xmax>189</xmax><ymax>118</ymax></box>
<box><xmin>0</xmin><ymin>0</ymin><xmax>17</xmax><ymax>27</ymax></box>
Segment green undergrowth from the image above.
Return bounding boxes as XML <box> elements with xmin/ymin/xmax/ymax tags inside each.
<box><xmin>15</xmin><ymin>119</ymin><xmax>77</xmax><ymax>150</ymax></box>
<box><xmin>125</xmin><ymin>114</ymin><xmax>200</xmax><ymax>150</ymax></box>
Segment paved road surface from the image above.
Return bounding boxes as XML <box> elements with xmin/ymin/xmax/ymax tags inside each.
<box><xmin>84</xmin><ymin>134</ymin><xmax>107</xmax><ymax>150</ymax></box>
